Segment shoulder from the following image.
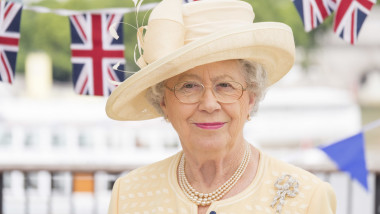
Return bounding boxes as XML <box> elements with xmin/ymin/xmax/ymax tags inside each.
<box><xmin>260</xmin><ymin>152</ymin><xmax>336</xmax><ymax>213</ymax></box>
<box><xmin>115</xmin><ymin>152</ymin><xmax>180</xmax><ymax>188</ymax></box>
<box><xmin>108</xmin><ymin>153</ymin><xmax>182</xmax><ymax>214</ymax></box>
<box><xmin>263</xmin><ymin>152</ymin><xmax>324</xmax><ymax>185</ymax></box>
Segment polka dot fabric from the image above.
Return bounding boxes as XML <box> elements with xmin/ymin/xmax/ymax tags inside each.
<box><xmin>108</xmin><ymin>151</ymin><xmax>336</xmax><ymax>214</ymax></box>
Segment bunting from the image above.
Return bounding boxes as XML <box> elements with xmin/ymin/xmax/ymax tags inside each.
<box><xmin>0</xmin><ymin>0</ymin><xmax>22</xmax><ymax>84</ymax></box>
<box><xmin>292</xmin><ymin>0</ymin><xmax>336</xmax><ymax>32</ymax></box>
<box><xmin>292</xmin><ymin>0</ymin><xmax>377</xmax><ymax>44</ymax></box>
<box><xmin>320</xmin><ymin>132</ymin><xmax>369</xmax><ymax>190</ymax></box>
<box><xmin>333</xmin><ymin>0</ymin><xmax>376</xmax><ymax>44</ymax></box>
<box><xmin>0</xmin><ymin>0</ymin><xmax>157</xmax><ymax>89</ymax></box>
<box><xmin>69</xmin><ymin>13</ymin><xmax>125</xmax><ymax>96</ymax></box>
<box><xmin>319</xmin><ymin>119</ymin><xmax>380</xmax><ymax>191</ymax></box>
<box><xmin>183</xmin><ymin>0</ymin><xmax>199</xmax><ymax>3</ymax></box>
<box><xmin>0</xmin><ymin>0</ymin><xmax>377</xmax><ymax>90</ymax></box>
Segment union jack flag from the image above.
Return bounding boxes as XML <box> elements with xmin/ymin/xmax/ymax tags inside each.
<box><xmin>183</xmin><ymin>0</ymin><xmax>199</xmax><ymax>3</ymax></box>
<box><xmin>328</xmin><ymin>0</ymin><xmax>338</xmax><ymax>10</ymax></box>
<box><xmin>333</xmin><ymin>0</ymin><xmax>376</xmax><ymax>45</ymax></box>
<box><xmin>293</xmin><ymin>0</ymin><xmax>337</xmax><ymax>32</ymax></box>
<box><xmin>69</xmin><ymin>13</ymin><xmax>125</xmax><ymax>96</ymax></box>
<box><xmin>0</xmin><ymin>0</ymin><xmax>22</xmax><ymax>84</ymax></box>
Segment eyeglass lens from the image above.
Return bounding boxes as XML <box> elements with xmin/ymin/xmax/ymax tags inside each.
<box><xmin>173</xmin><ymin>81</ymin><xmax>244</xmax><ymax>104</ymax></box>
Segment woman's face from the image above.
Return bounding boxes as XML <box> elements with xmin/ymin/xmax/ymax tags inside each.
<box><xmin>160</xmin><ymin>60</ymin><xmax>255</xmax><ymax>153</ymax></box>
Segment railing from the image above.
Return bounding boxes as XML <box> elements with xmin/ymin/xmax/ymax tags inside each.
<box><xmin>376</xmin><ymin>175</ymin><xmax>380</xmax><ymax>214</ymax></box>
<box><xmin>1</xmin><ymin>169</ymin><xmax>122</xmax><ymax>214</ymax></box>
<box><xmin>1</xmin><ymin>168</ymin><xmax>379</xmax><ymax>214</ymax></box>
<box><xmin>313</xmin><ymin>171</ymin><xmax>378</xmax><ymax>214</ymax></box>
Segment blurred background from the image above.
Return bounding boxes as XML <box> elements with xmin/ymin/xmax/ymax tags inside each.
<box><xmin>0</xmin><ymin>0</ymin><xmax>380</xmax><ymax>213</ymax></box>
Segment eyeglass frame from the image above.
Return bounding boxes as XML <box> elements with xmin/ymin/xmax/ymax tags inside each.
<box><xmin>164</xmin><ymin>80</ymin><xmax>249</xmax><ymax>104</ymax></box>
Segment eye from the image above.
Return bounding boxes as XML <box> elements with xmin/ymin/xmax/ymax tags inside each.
<box><xmin>215</xmin><ymin>82</ymin><xmax>237</xmax><ymax>92</ymax></box>
<box><xmin>175</xmin><ymin>82</ymin><xmax>202</xmax><ymax>94</ymax></box>
<box><xmin>178</xmin><ymin>82</ymin><xmax>201</xmax><ymax>89</ymax></box>
<box><xmin>183</xmin><ymin>82</ymin><xmax>198</xmax><ymax>89</ymax></box>
<box><xmin>215</xmin><ymin>81</ymin><xmax>242</xmax><ymax>95</ymax></box>
<box><xmin>216</xmin><ymin>82</ymin><xmax>234</xmax><ymax>88</ymax></box>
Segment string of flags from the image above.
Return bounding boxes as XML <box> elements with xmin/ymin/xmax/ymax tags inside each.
<box><xmin>292</xmin><ymin>0</ymin><xmax>377</xmax><ymax>45</ymax></box>
<box><xmin>0</xmin><ymin>0</ymin><xmax>159</xmax><ymax>95</ymax></box>
<box><xmin>1</xmin><ymin>0</ymin><xmax>377</xmax><ymax>89</ymax></box>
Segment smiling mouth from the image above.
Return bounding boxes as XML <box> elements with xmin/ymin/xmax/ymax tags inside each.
<box><xmin>194</xmin><ymin>122</ymin><xmax>225</xmax><ymax>130</ymax></box>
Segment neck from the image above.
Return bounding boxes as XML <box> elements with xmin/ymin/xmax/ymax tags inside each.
<box><xmin>182</xmin><ymin>141</ymin><xmax>248</xmax><ymax>192</ymax></box>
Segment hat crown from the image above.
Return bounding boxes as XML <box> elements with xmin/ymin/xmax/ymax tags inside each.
<box><xmin>148</xmin><ymin>0</ymin><xmax>184</xmax><ymax>24</ymax></box>
<box><xmin>183</xmin><ymin>0</ymin><xmax>255</xmax><ymax>43</ymax></box>
<box><xmin>140</xmin><ymin>0</ymin><xmax>255</xmax><ymax>66</ymax></box>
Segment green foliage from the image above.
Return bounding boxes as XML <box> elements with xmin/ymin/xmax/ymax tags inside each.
<box><xmin>18</xmin><ymin>9</ymin><xmax>71</xmax><ymax>81</ymax></box>
<box><xmin>16</xmin><ymin>0</ymin><xmax>334</xmax><ymax>81</ymax></box>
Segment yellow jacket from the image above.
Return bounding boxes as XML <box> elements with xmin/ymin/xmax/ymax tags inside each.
<box><xmin>108</xmin><ymin>151</ymin><xmax>336</xmax><ymax>214</ymax></box>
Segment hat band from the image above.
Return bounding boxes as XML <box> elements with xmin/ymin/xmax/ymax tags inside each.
<box><xmin>184</xmin><ymin>20</ymin><xmax>252</xmax><ymax>44</ymax></box>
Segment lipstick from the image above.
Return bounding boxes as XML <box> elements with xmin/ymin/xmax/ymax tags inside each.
<box><xmin>194</xmin><ymin>122</ymin><xmax>225</xmax><ymax>130</ymax></box>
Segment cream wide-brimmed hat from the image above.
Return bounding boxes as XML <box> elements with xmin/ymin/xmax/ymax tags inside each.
<box><xmin>106</xmin><ymin>0</ymin><xmax>295</xmax><ymax>121</ymax></box>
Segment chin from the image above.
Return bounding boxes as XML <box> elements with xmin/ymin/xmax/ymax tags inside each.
<box><xmin>191</xmin><ymin>135</ymin><xmax>231</xmax><ymax>152</ymax></box>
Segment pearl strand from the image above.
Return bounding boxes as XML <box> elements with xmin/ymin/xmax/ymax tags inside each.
<box><xmin>178</xmin><ymin>144</ymin><xmax>251</xmax><ymax>206</ymax></box>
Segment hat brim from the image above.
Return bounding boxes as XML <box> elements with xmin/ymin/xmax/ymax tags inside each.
<box><xmin>106</xmin><ymin>22</ymin><xmax>295</xmax><ymax>121</ymax></box>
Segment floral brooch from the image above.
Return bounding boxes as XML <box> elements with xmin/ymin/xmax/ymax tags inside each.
<box><xmin>270</xmin><ymin>174</ymin><xmax>299</xmax><ymax>214</ymax></box>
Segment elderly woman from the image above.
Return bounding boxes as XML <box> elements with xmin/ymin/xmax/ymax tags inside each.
<box><xmin>106</xmin><ymin>0</ymin><xmax>336</xmax><ymax>213</ymax></box>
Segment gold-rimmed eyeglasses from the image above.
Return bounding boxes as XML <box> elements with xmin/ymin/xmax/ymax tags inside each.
<box><xmin>165</xmin><ymin>81</ymin><xmax>247</xmax><ymax>104</ymax></box>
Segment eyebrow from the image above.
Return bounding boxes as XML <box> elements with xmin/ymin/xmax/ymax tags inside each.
<box><xmin>177</xmin><ymin>74</ymin><xmax>235</xmax><ymax>82</ymax></box>
<box><xmin>177</xmin><ymin>74</ymin><xmax>201</xmax><ymax>82</ymax></box>
<box><xmin>210</xmin><ymin>74</ymin><xmax>234</xmax><ymax>82</ymax></box>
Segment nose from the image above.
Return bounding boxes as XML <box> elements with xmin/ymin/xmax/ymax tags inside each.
<box><xmin>198</xmin><ymin>87</ymin><xmax>221</xmax><ymax>113</ymax></box>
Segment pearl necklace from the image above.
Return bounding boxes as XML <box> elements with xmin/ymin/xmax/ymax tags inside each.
<box><xmin>178</xmin><ymin>144</ymin><xmax>251</xmax><ymax>206</ymax></box>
